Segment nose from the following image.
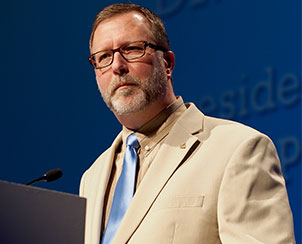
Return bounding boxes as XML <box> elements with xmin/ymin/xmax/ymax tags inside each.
<box><xmin>111</xmin><ymin>51</ymin><xmax>129</xmax><ymax>75</ymax></box>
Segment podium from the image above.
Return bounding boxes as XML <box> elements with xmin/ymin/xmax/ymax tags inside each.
<box><xmin>0</xmin><ymin>180</ymin><xmax>86</xmax><ymax>244</ymax></box>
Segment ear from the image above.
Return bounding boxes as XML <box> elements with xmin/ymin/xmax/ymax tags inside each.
<box><xmin>163</xmin><ymin>51</ymin><xmax>175</xmax><ymax>80</ymax></box>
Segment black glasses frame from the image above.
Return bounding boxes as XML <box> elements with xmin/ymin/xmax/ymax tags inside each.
<box><xmin>88</xmin><ymin>41</ymin><xmax>168</xmax><ymax>69</ymax></box>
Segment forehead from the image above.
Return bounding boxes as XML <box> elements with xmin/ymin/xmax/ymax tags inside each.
<box><xmin>92</xmin><ymin>12</ymin><xmax>154</xmax><ymax>52</ymax></box>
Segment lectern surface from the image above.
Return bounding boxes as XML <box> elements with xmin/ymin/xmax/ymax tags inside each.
<box><xmin>0</xmin><ymin>180</ymin><xmax>86</xmax><ymax>244</ymax></box>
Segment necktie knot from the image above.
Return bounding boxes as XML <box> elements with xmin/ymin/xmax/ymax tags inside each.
<box><xmin>126</xmin><ymin>133</ymin><xmax>140</xmax><ymax>150</ymax></box>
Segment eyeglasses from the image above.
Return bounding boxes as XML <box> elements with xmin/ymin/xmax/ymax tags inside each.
<box><xmin>88</xmin><ymin>41</ymin><xmax>168</xmax><ymax>69</ymax></box>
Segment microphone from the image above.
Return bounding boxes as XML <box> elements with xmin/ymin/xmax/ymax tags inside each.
<box><xmin>26</xmin><ymin>168</ymin><xmax>63</xmax><ymax>185</ymax></box>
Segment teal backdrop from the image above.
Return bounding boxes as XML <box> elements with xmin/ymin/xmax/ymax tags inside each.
<box><xmin>1</xmin><ymin>0</ymin><xmax>301</xmax><ymax>242</ymax></box>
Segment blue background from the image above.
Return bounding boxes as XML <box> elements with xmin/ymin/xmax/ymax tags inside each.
<box><xmin>1</xmin><ymin>0</ymin><xmax>301</xmax><ymax>242</ymax></box>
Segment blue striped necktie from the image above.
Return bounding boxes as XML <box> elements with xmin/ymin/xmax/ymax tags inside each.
<box><xmin>101</xmin><ymin>133</ymin><xmax>140</xmax><ymax>244</ymax></box>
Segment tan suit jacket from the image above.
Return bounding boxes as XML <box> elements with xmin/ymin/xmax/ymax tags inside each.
<box><xmin>80</xmin><ymin>103</ymin><xmax>295</xmax><ymax>244</ymax></box>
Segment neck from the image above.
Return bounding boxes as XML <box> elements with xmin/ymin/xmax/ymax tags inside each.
<box><xmin>114</xmin><ymin>94</ymin><xmax>176</xmax><ymax>130</ymax></box>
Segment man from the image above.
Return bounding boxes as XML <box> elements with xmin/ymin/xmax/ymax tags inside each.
<box><xmin>80</xmin><ymin>3</ymin><xmax>295</xmax><ymax>244</ymax></box>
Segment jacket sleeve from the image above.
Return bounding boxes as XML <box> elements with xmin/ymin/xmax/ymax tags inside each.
<box><xmin>217</xmin><ymin>134</ymin><xmax>295</xmax><ymax>244</ymax></box>
<box><xmin>79</xmin><ymin>169</ymin><xmax>87</xmax><ymax>197</ymax></box>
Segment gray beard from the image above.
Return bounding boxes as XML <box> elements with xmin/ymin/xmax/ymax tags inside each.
<box><xmin>100</xmin><ymin>65</ymin><xmax>167</xmax><ymax>115</ymax></box>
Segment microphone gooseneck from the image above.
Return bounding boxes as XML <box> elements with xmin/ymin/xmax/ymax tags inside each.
<box><xmin>26</xmin><ymin>168</ymin><xmax>63</xmax><ymax>185</ymax></box>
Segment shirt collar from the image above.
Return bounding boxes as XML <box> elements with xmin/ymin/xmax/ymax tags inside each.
<box><xmin>122</xmin><ymin>96</ymin><xmax>185</xmax><ymax>149</ymax></box>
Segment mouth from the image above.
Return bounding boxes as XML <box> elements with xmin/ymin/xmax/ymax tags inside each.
<box><xmin>114</xmin><ymin>82</ymin><xmax>138</xmax><ymax>91</ymax></box>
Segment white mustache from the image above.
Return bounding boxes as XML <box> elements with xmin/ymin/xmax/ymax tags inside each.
<box><xmin>109</xmin><ymin>75</ymin><xmax>141</xmax><ymax>95</ymax></box>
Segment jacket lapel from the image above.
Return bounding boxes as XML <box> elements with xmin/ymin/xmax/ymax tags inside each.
<box><xmin>113</xmin><ymin>103</ymin><xmax>205</xmax><ymax>244</ymax></box>
<box><xmin>88</xmin><ymin>133</ymin><xmax>122</xmax><ymax>244</ymax></box>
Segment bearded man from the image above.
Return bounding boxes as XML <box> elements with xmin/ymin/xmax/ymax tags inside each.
<box><xmin>80</xmin><ymin>3</ymin><xmax>295</xmax><ymax>244</ymax></box>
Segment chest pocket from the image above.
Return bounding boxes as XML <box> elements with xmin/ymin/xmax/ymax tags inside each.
<box><xmin>151</xmin><ymin>195</ymin><xmax>205</xmax><ymax>212</ymax></box>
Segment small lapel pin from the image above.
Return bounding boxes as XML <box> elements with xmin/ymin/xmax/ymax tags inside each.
<box><xmin>179</xmin><ymin>143</ymin><xmax>186</xmax><ymax>149</ymax></box>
